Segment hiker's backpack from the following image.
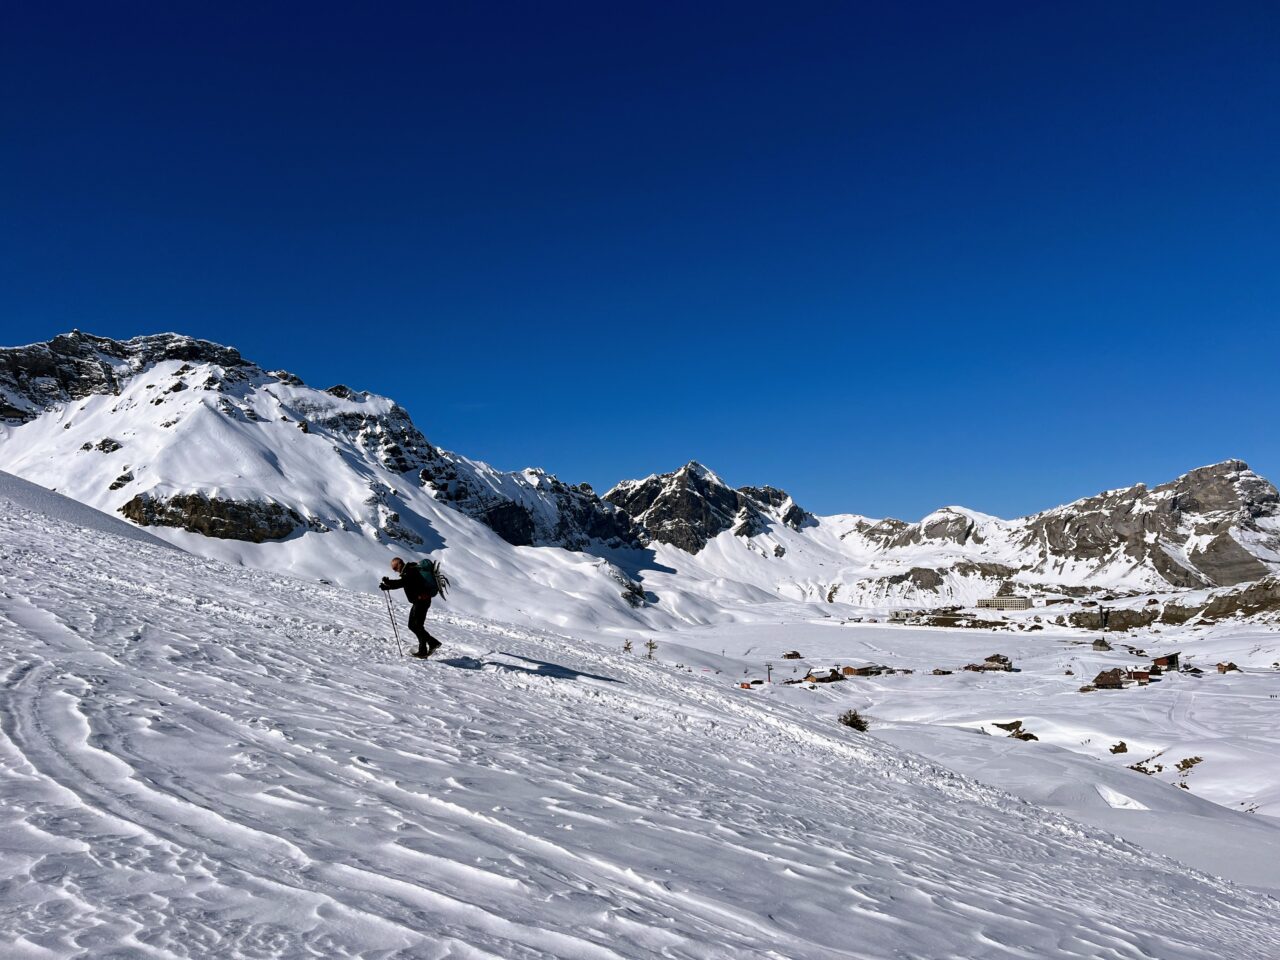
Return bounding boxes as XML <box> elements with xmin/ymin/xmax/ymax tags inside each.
<box><xmin>416</xmin><ymin>558</ymin><xmax>449</xmax><ymax>599</ymax></box>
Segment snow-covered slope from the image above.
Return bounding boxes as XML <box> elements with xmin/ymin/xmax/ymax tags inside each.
<box><xmin>4</xmin><ymin>457</ymin><xmax>1280</xmax><ymax>958</ymax></box>
<box><xmin>0</xmin><ymin>469</ymin><xmax>178</xmax><ymax>551</ymax></box>
<box><xmin>636</xmin><ymin>616</ymin><xmax>1280</xmax><ymax>891</ymax></box>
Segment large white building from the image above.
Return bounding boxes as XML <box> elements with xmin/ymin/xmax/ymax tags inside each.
<box><xmin>976</xmin><ymin>596</ymin><xmax>1032</xmax><ymax>611</ymax></box>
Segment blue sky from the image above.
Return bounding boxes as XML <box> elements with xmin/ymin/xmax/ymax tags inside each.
<box><xmin>3</xmin><ymin>2</ymin><xmax>1278</xmax><ymax>518</ymax></box>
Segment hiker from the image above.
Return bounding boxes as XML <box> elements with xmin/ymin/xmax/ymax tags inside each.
<box><xmin>380</xmin><ymin>557</ymin><xmax>441</xmax><ymax>658</ymax></box>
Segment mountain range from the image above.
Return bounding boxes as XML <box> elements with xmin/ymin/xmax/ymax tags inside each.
<box><xmin>4</xmin><ymin>330</ymin><xmax>1279</xmax><ymax>625</ymax></box>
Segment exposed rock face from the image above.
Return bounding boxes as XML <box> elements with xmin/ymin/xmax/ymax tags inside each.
<box><xmin>1160</xmin><ymin>576</ymin><xmax>1280</xmax><ymax>625</ymax></box>
<box><xmin>835</xmin><ymin>461</ymin><xmax>1279</xmax><ymax>599</ymax></box>
<box><xmin>1020</xmin><ymin>460</ymin><xmax>1279</xmax><ymax>588</ymax></box>
<box><xmin>779</xmin><ymin>502</ymin><xmax>813</xmax><ymax>530</ymax></box>
<box><xmin>855</xmin><ymin>518</ymin><xmax>910</xmax><ymax>545</ymax></box>
<box><xmin>1069</xmin><ymin>607</ymin><xmax>1160</xmax><ymax>632</ymax></box>
<box><xmin>606</xmin><ymin>462</ymin><xmax>744</xmax><ymax>553</ymax></box>
<box><xmin>119</xmin><ymin>493</ymin><xmax>303</xmax><ymax>543</ymax></box>
<box><xmin>886</xmin><ymin>508</ymin><xmax>984</xmax><ymax>549</ymax></box>
<box><xmin>596</xmin><ymin>560</ymin><xmax>649</xmax><ymax>608</ymax></box>
<box><xmin>604</xmin><ymin>462</ymin><xmax>812</xmax><ymax>553</ymax></box>
<box><xmin>884</xmin><ymin>567</ymin><xmax>945</xmax><ymax>591</ymax></box>
<box><xmin>738</xmin><ymin>485</ymin><xmax>789</xmax><ymax>509</ymax></box>
<box><xmin>731</xmin><ymin>504</ymin><xmax>770</xmax><ymax>539</ymax></box>
<box><xmin>477</xmin><ymin>500</ymin><xmax>537</xmax><ymax>546</ymax></box>
<box><xmin>297</xmin><ymin>400</ymin><xmax>440</xmax><ymax>475</ymax></box>
<box><xmin>537</xmin><ymin>476</ymin><xmax>642</xmax><ymax>550</ymax></box>
<box><xmin>0</xmin><ymin>331</ymin><xmax>249</xmax><ymax>421</ymax></box>
<box><xmin>422</xmin><ymin>461</ymin><xmax>641</xmax><ymax>550</ymax></box>
<box><xmin>295</xmin><ymin>389</ymin><xmax>639</xmax><ymax>551</ymax></box>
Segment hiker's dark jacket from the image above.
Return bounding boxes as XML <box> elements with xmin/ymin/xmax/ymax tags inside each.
<box><xmin>382</xmin><ymin>563</ymin><xmax>431</xmax><ymax>603</ymax></box>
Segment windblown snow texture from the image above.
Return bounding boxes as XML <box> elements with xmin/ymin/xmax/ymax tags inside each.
<box><xmin>3</xmin><ymin>465</ymin><xmax>1279</xmax><ymax>958</ymax></box>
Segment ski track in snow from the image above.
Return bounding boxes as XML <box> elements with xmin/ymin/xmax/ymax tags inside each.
<box><xmin>2</xmin><ymin>497</ymin><xmax>1280</xmax><ymax>958</ymax></box>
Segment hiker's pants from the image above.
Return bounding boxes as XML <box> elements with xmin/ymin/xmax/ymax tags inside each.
<box><xmin>408</xmin><ymin>599</ymin><xmax>437</xmax><ymax>651</ymax></box>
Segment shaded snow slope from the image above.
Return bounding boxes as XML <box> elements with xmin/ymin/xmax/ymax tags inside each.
<box><xmin>3</xmin><ymin>460</ymin><xmax>1280</xmax><ymax>957</ymax></box>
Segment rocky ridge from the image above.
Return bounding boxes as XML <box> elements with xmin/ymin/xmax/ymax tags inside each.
<box><xmin>1017</xmin><ymin>460</ymin><xmax>1279</xmax><ymax>588</ymax></box>
<box><xmin>0</xmin><ymin>331</ymin><xmax>249</xmax><ymax>421</ymax></box>
<box><xmin>603</xmin><ymin>454</ymin><xmax>1280</xmax><ymax>594</ymax></box>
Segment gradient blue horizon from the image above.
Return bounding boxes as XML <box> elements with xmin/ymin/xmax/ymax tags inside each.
<box><xmin>3</xmin><ymin>2</ymin><xmax>1278</xmax><ymax>519</ymax></box>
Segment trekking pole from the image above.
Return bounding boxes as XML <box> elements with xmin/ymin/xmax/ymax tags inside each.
<box><xmin>384</xmin><ymin>590</ymin><xmax>405</xmax><ymax>657</ymax></box>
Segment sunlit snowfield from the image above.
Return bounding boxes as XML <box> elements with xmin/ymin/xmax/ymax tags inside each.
<box><xmin>627</xmin><ymin>617</ymin><xmax>1280</xmax><ymax>894</ymax></box>
<box><xmin>3</xmin><ymin>476</ymin><xmax>1280</xmax><ymax>958</ymax></box>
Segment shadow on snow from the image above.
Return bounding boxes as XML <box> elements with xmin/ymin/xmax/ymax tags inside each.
<box><xmin>438</xmin><ymin>652</ymin><xmax>622</xmax><ymax>684</ymax></box>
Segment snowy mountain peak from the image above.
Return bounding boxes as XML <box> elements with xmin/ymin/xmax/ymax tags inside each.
<box><xmin>604</xmin><ymin>461</ymin><xmax>813</xmax><ymax>553</ymax></box>
<box><xmin>1154</xmin><ymin>459</ymin><xmax>1276</xmax><ymax>517</ymax></box>
<box><xmin>0</xmin><ymin>329</ymin><xmax>253</xmax><ymax>421</ymax></box>
<box><xmin>1017</xmin><ymin>459</ymin><xmax>1280</xmax><ymax>589</ymax></box>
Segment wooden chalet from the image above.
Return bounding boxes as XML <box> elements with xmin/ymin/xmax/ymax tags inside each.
<box><xmin>1093</xmin><ymin>668</ymin><xmax>1126</xmax><ymax>690</ymax></box>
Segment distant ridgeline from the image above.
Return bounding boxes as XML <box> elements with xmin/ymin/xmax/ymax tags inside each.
<box><xmin>3</xmin><ymin>331</ymin><xmax>1279</xmax><ymax>617</ymax></box>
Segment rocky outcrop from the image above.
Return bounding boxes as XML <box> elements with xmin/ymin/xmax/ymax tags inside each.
<box><xmin>885</xmin><ymin>508</ymin><xmax>985</xmax><ymax>549</ymax></box>
<box><xmin>779</xmin><ymin>501</ymin><xmax>813</xmax><ymax>530</ymax></box>
<box><xmin>606</xmin><ymin>462</ymin><xmax>744</xmax><ymax>553</ymax></box>
<box><xmin>1160</xmin><ymin>576</ymin><xmax>1280</xmax><ymax>625</ymax></box>
<box><xmin>855</xmin><ymin>518</ymin><xmax>910</xmax><ymax>545</ymax></box>
<box><xmin>119</xmin><ymin>493</ymin><xmax>303</xmax><ymax>543</ymax></box>
<box><xmin>299</xmin><ymin>401</ymin><xmax>440</xmax><ymax>475</ymax></box>
<box><xmin>883</xmin><ymin>567</ymin><xmax>945</xmax><ymax>591</ymax></box>
<box><xmin>605</xmin><ymin>462</ymin><xmax>812</xmax><ymax>553</ymax></box>
<box><xmin>993</xmin><ymin>720</ymin><xmax>1038</xmax><ymax>742</ymax></box>
<box><xmin>0</xmin><ymin>331</ymin><xmax>250</xmax><ymax>421</ymax></box>
<box><xmin>1069</xmin><ymin>606</ymin><xmax>1160</xmax><ymax>632</ymax></box>
<box><xmin>421</xmin><ymin>461</ymin><xmax>641</xmax><ymax>550</ymax></box>
<box><xmin>539</xmin><ymin>476</ymin><xmax>643</xmax><ymax>550</ymax></box>
<box><xmin>596</xmin><ymin>560</ymin><xmax>649</xmax><ymax>608</ymax></box>
<box><xmin>740</xmin><ymin>485</ymin><xmax>813</xmax><ymax>530</ymax></box>
<box><xmin>731</xmin><ymin>504</ymin><xmax>770</xmax><ymax>539</ymax></box>
<box><xmin>477</xmin><ymin>500</ymin><xmax>537</xmax><ymax>546</ymax></box>
<box><xmin>738</xmin><ymin>485</ymin><xmax>789</xmax><ymax>509</ymax></box>
<box><xmin>1020</xmin><ymin>461</ymin><xmax>1279</xmax><ymax>588</ymax></box>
